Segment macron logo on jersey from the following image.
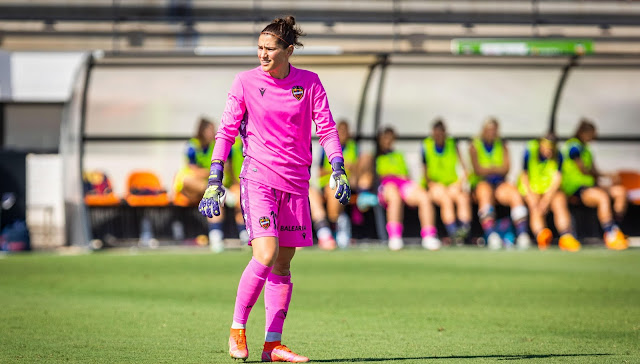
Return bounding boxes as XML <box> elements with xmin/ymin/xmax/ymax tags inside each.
<box><xmin>259</xmin><ymin>88</ymin><xmax>266</xmax><ymax>96</ymax></box>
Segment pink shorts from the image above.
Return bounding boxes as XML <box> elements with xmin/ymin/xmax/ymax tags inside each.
<box><xmin>377</xmin><ymin>176</ymin><xmax>416</xmax><ymax>208</ymax></box>
<box><xmin>240</xmin><ymin>178</ymin><xmax>312</xmax><ymax>247</ymax></box>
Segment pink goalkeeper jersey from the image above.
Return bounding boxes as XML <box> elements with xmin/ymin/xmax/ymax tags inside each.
<box><xmin>211</xmin><ymin>65</ymin><xmax>343</xmax><ymax>195</ymax></box>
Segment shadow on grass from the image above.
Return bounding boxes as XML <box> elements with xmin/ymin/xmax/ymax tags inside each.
<box><xmin>296</xmin><ymin>353</ymin><xmax>613</xmax><ymax>362</ymax></box>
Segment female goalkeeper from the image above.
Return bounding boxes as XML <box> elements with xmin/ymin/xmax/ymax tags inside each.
<box><xmin>199</xmin><ymin>16</ymin><xmax>349</xmax><ymax>363</ymax></box>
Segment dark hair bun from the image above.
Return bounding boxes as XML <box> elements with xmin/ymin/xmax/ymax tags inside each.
<box><xmin>261</xmin><ymin>15</ymin><xmax>304</xmax><ymax>48</ymax></box>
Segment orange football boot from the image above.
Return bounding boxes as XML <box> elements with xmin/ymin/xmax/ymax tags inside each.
<box><xmin>262</xmin><ymin>341</ymin><xmax>309</xmax><ymax>363</ymax></box>
<box><xmin>229</xmin><ymin>328</ymin><xmax>248</xmax><ymax>361</ymax></box>
<box><xmin>605</xmin><ymin>229</ymin><xmax>629</xmax><ymax>251</ymax></box>
<box><xmin>536</xmin><ymin>228</ymin><xmax>553</xmax><ymax>251</ymax></box>
<box><xmin>558</xmin><ymin>234</ymin><xmax>581</xmax><ymax>252</ymax></box>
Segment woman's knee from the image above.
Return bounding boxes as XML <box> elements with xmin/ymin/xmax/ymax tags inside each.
<box><xmin>272</xmin><ymin>260</ymin><xmax>291</xmax><ymax>276</ymax></box>
<box><xmin>609</xmin><ymin>185</ymin><xmax>627</xmax><ymax>200</ymax></box>
<box><xmin>251</xmin><ymin>238</ymin><xmax>279</xmax><ymax>267</ymax></box>
<box><xmin>272</xmin><ymin>247</ymin><xmax>296</xmax><ymax>276</ymax></box>
<box><xmin>383</xmin><ymin>185</ymin><xmax>402</xmax><ymax>203</ymax></box>
<box><xmin>497</xmin><ymin>183</ymin><xmax>523</xmax><ymax>206</ymax></box>
<box><xmin>475</xmin><ymin>182</ymin><xmax>493</xmax><ymax>204</ymax></box>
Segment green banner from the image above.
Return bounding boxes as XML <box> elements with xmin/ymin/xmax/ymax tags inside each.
<box><xmin>451</xmin><ymin>39</ymin><xmax>594</xmax><ymax>56</ymax></box>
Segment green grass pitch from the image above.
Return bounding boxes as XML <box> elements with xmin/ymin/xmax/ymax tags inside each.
<box><xmin>0</xmin><ymin>247</ymin><xmax>639</xmax><ymax>363</ymax></box>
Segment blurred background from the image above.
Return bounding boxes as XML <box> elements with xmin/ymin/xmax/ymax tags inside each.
<box><xmin>0</xmin><ymin>0</ymin><xmax>638</xmax><ymax>250</ymax></box>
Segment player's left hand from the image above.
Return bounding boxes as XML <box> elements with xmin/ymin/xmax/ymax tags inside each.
<box><xmin>329</xmin><ymin>157</ymin><xmax>351</xmax><ymax>205</ymax></box>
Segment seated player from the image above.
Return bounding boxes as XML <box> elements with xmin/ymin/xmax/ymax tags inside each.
<box><xmin>227</xmin><ymin>137</ymin><xmax>249</xmax><ymax>244</ymax></box>
<box><xmin>561</xmin><ymin>119</ymin><xmax>628</xmax><ymax>250</ymax></box>
<box><xmin>518</xmin><ymin>134</ymin><xmax>581</xmax><ymax>251</ymax></box>
<box><xmin>469</xmin><ymin>117</ymin><xmax>530</xmax><ymax>250</ymax></box>
<box><xmin>421</xmin><ymin>119</ymin><xmax>472</xmax><ymax>245</ymax></box>
<box><xmin>376</xmin><ymin>126</ymin><xmax>441</xmax><ymax>251</ymax></box>
<box><xmin>309</xmin><ymin>120</ymin><xmax>359</xmax><ymax>249</ymax></box>
<box><xmin>173</xmin><ymin>117</ymin><xmax>226</xmax><ymax>252</ymax></box>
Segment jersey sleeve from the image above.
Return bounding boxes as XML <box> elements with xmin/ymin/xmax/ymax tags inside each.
<box><xmin>568</xmin><ymin>145</ymin><xmax>581</xmax><ymax>160</ymax></box>
<box><xmin>311</xmin><ymin>74</ymin><xmax>342</xmax><ymax>163</ymax></box>
<box><xmin>212</xmin><ymin>74</ymin><xmax>246</xmax><ymax>162</ymax></box>
<box><xmin>523</xmin><ymin>149</ymin><xmax>530</xmax><ymax>171</ymax></box>
<box><xmin>186</xmin><ymin>144</ymin><xmax>197</xmax><ymax>166</ymax></box>
<box><xmin>421</xmin><ymin>144</ymin><xmax>427</xmax><ymax>165</ymax></box>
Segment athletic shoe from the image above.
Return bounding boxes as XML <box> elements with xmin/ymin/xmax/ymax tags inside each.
<box><xmin>229</xmin><ymin>328</ymin><xmax>248</xmax><ymax>361</ymax></box>
<box><xmin>317</xmin><ymin>236</ymin><xmax>336</xmax><ymax>250</ymax></box>
<box><xmin>605</xmin><ymin>229</ymin><xmax>629</xmax><ymax>251</ymax></box>
<box><xmin>262</xmin><ymin>341</ymin><xmax>309</xmax><ymax>362</ymax></box>
<box><xmin>209</xmin><ymin>230</ymin><xmax>224</xmax><ymax>253</ymax></box>
<box><xmin>559</xmin><ymin>234</ymin><xmax>581</xmax><ymax>252</ymax></box>
<box><xmin>487</xmin><ymin>232</ymin><xmax>502</xmax><ymax>250</ymax></box>
<box><xmin>516</xmin><ymin>232</ymin><xmax>531</xmax><ymax>250</ymax></box>
<box><xmin>453</xmin><ymin>226</ymin><xmax>470</xmax><ymax>246</ymax></box>
<box><xmin>536</xmin><ymin>228</ymin><xmax>553</xmax><ymax>251</ymax></box>
<box><xmin>421</xmin><ymin>236</ymin><xmax>442</xmax><ymax>251</ymax></box>
<box><xmin>388</xmin><ymin>237</ymin><xmax>404</xmax><ymax>251</ymax></box>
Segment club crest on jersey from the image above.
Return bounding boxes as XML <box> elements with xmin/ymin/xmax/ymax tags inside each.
<box><xmin>259</xmin><ymin>216</ymin><xmax>271</xmax><ymax>230</ymax></box>
<box><xmin>291</xmin><ymin>85</ymin><xmax>304</xmax><ymax>100</ymax></box>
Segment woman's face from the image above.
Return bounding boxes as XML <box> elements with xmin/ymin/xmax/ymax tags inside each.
<box><xmin>337</xmin><ymin>123</ymin><xmax>350</xmax><ymax>144</ymax></box>
<box><xmin>580</xmin><ymin>129</ymin><xmax>595</xmax><ymax>143</ymax></box>
<box><xmin>379</xmin><ymin>131</ymin><xmax>395</xmax><ymax>151</ymax></box>
<box><xmin>433</xmin><ymin>127</ymin><xmax>446</xmax><ymax>145</ymax></box>
<box><xmin>202</xmin><ymin>124</ymin><xmax>216</xmax><ymax>145</ymax></box>
<box><xmin>482</xmin><ymin>122</ymin><xmax>498</xmax><ymax>143</ymax></box>
<box><xmin>257</xmin><ymin>34</ymin><xmax>292</xmax><ymax>76</ymax></box>
<box><xmin>539</xmin><ymin>139</ymin><xmax>554</xmax><ymax>159</ymax></box>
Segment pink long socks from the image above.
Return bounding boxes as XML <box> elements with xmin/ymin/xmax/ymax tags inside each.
<box><xmin>232</xmin><ymin>258</ymin><xmax>293</xmax><ymax>342</ymax></box>
<box><xmin>264</xmin><ymin>273</ymin><xmax>293</xmax><ymax>341</ymax></box>
<box><xmin>233</xmin><ymin>257</ymin><xmax>272</xmax><ymax>326</ymax></box>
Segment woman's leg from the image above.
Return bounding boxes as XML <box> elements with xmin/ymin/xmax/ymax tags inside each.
<box><xmin>405</xmin><ymin>185</ymin><xmax>436</xmax><ymax>235</ymax></box>
<box><xmin>405</xmin><ymin>185</ymin><xmax>440</xmax><ymax>250</ymax></box>
<box><xmin>551</xmin><ymin>192</ymin><xmax>581</xmax><ymax>251</ymax></box>
<box><xmin>475</xmin><ymin>181</ymin><xmax>497</xmax><ymax>238</ymax></box>
<box><xmin>229</xmin><ymin>237</ymin><xmax>278</xmax><ymax>360</ymax></box>
<box><xmin>449</xmin><ymin>183</ymin><xmax>472</xmax><ymax>240</ymax></box>
<box><xmin>309</xmin><ymin>187</ymin><xmax>335</xmax><ymax>249</ymax></box>
<box><xmin>551</xmin><ymin>192</ymin><xmax>572</xmax><ymax>235</ymax></box>
<box><xmin>264</xmin><ymin>246</ymin><xmax>296</xmax><ymax>343</ymax></box>
<box><xmin>495</xmin><ymin>182</ymin><xmax>530</xmax><ymax>246</ymax></box>
<box><xmin>580</xmin><ymin>186</ymin><xmax>628</xmax><ymax>249</ymax></box>
<box><xmin>608</xmin><ymin>184</ymin><xmax>628</xmax><ymax>223</ymax></box>
<box><xmin>262</xmin><ymin>245</ymin><xmax>308</xmax><ymax>362</ymax></box>
<box><xmin>580</xmin><ymin>187</ymin><xmax>614</xmax><ymax>229</ymax></box>
<box><xmin>324</xmin><ymin>184</ymin><xmax>344</xmax><ymax>224</ymax></box>
<box><xmin>525</xmin><ymin>193</ymin><xmax>544</xmax><ymax>236</ymax></box>
<box><xmin>182</xmin><ymin>175</ymin><xmax>225</xmax><ymax>250</ymax></box>
<box><xmin>429</xmin><ymin>183</ymin><xmax>457</xmax><ymax>238</ymax></box>
<box><xmin>325</xmin><ymin>184</ymin><xmax>350</xmax><ymax>248</ymax></box>
<box><xmin>383</xmin><ymin>183</ymin><xmax>404</xmax><ymax>250</ymax></box>
<box><xmin>233</xmin><ymin>237</ymin><xmax>278</xmax><ymax>329</ymax></box>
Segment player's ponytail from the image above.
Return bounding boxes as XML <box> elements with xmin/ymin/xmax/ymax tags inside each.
<box><xmin>261</xmin><ymin>15</ymin><xmax>305</xmax><ymax>49</ymax></box>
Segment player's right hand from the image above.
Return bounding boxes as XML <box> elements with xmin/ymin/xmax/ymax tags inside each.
<box><xmin>199</xmin><ymin>184</ymin><xmax>226</xmax><ymax>217</ymax></box>
<box><xmin>199</xmin><ymin>160</ymin><xmax>226</xmax><ymax>217</ymax></box>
